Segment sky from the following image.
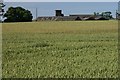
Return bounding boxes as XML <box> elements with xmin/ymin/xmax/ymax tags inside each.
<box><xmin>4</xmin><ymin>2</ymin><xmax>118</xmax><ymax>19</ymax></box>
<box><xmin>4</xmin><ymin>0</ymin><xmax>120</xmax><ymax>2</ymax></box>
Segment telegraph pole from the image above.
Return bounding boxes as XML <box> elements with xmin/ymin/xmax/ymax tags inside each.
<box><xmin>36</xmin><ymin>8</ymin><xmax>38</xmax><ymax>21</ymax></box>
<box><xmin>116</xmin><ymin>10</ymin><xmax>118</xmax><ymax>20</ymax></box>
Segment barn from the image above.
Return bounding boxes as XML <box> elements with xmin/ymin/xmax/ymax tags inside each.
<box><xmin>36</xmin><ymin>10</ymin><xmax>109</xmax><ymax>21</ymax></box>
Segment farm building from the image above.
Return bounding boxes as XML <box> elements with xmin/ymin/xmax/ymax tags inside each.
<box><xmin>36</xmin><ymin>10</ymin><xmax>109</xmax><ymax>21</ymax></box>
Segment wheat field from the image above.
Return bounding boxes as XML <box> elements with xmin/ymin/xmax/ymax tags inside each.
<box><xmin>2</xmin><ymin>20</ymin><xmax>118</xmax><ymax>78</ymax></box>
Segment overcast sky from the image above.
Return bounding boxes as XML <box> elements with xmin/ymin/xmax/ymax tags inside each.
<box><xmin>4</xmin><ymin>0</ymin><xmax>120</xmax><ymax>2</ymax></box>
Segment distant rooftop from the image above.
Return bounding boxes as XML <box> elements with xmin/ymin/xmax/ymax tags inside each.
<box><xmin>69</xmin><ymin>14</ymin><xmax>94</xmax><ymax>16</ymax></box>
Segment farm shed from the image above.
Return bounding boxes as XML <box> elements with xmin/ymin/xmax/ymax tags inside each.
<box><xmin>36</xmin><ymin>10</ymin><xmax>110</xmax><ymax>21</ymax></box>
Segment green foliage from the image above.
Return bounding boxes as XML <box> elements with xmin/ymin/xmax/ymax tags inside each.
<box><xmin>94</xmin><ymin>11</ymin><xmax>113</xmax><ymax>19</ymax></box>
<box><xmin>101</xmin><ymin>12</ymin><xmax>113</xmax><ymax>19</ymax></box>
<box><xmin>0</xmin><ymin>3</ymin><xmax>5</xmax><ymax>8</ymax></box>
<box><xmin>4</xmin><ymin>6</ymin><xmax>33</xmax><ymax>22</ymax></box>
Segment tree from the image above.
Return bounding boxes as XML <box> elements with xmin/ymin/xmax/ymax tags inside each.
<box><xmin>0</xmin><ymin>3</ymin><xmax>5</xmax><ymax>22</ymax></box>
<box><xmin>94</xmin><ymin>12</ymin><xmax>97</xmax><ymax>16</ymax></box>
<box><xmin>4</xmin><ymin>6</ymin><xmax>33</xmax><ymax>22</ymax></box>
<box><xmin>93</xmin><ymin>11</ymin><xmax>113</xmax><ymax>20</ymax></box>
<box><xmin>101</xmin><ymin>11</ymin><xmax>113</xmax><ymax>19</ymax></box>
